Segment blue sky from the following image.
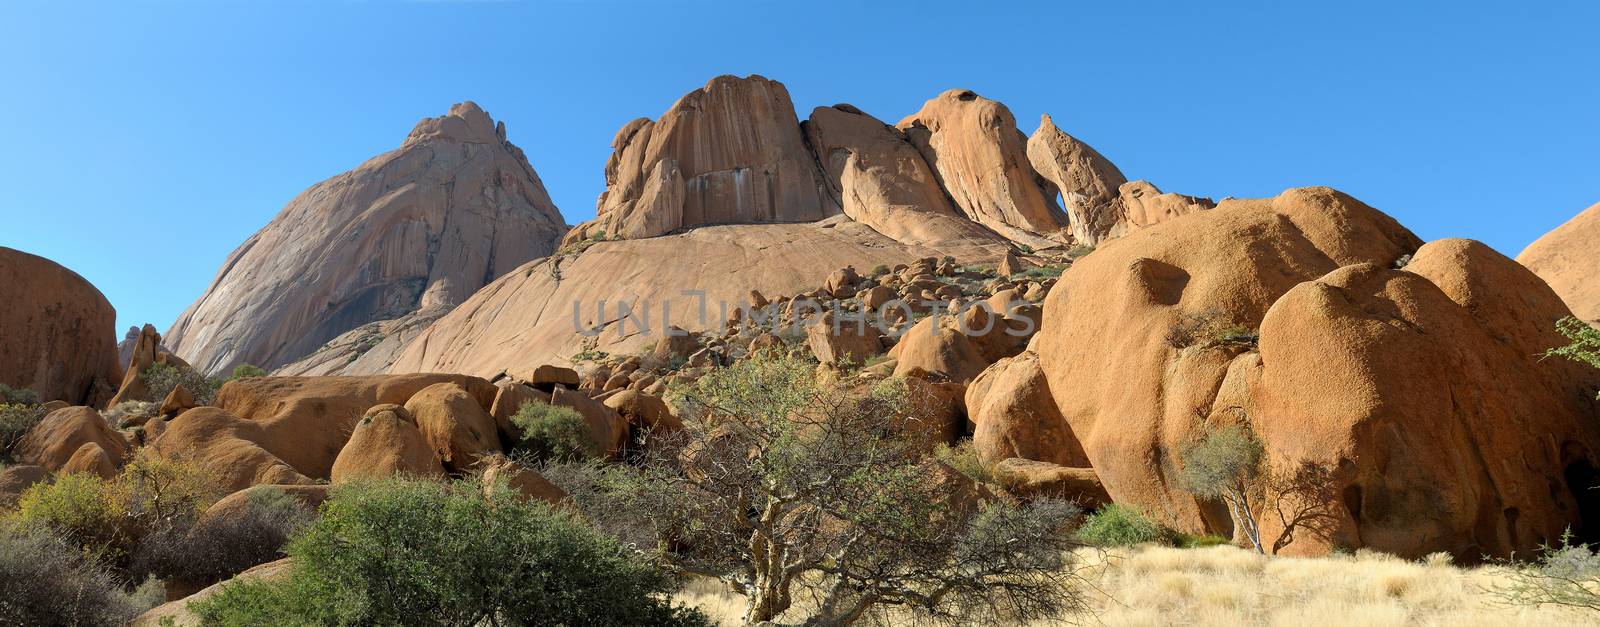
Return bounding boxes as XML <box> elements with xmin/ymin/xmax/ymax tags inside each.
<box><xmin>1</xmin><ymin>1</ymin><xmax>1596</xmax><ymax>333</ymax></box>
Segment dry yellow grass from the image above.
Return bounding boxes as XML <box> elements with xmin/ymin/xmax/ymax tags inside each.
<box><xmin>674</xmin><ymin>545</ymin><xmax>1600</xmax><ymax>626</ymax></box>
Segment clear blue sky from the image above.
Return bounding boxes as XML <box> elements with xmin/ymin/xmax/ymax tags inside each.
<box><xmin>2</xmin><ymin>1</ymin><xmax>1596</xmax><ymax>333</ymax></box>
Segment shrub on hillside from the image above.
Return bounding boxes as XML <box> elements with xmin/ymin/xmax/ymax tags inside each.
<box><xmin>133</xmin><ymin>486</ymin><xmax>314</xmax><ymax>586</ymax></box>
<box><xmin>933</xmin><ymin>440</ymin><xmax>994</xmax><ymax>485</ymax></box>
<box><xmin>142</xmin><ymin>362</ymin><xmax>219</xmax><ymax>405</ymax></box>
<box><xmin>10</xmin><ymin>452</ymin><xmax>220</xmax><ymax>567</ymax></box>
<box><xmin>0</xmin><ymin>524</ymin><xmax>144</xmax><ymax>626</ymax></box>
<box><xmin>511</xmin><ymin>400</ymin><xmax>595</xmax><ymax>463</ymax></box>
<box><xmin>0</xmin><ymin>384</ymin><xmax>38</xmax><ymax>406</ymax></box>
<box><xmin>11</xmin><ymin>472</ymin><xmax>126</xmax><ymax>562</ymax></box>
<box><xmin>1548</xmin><ymin>316</ymin><xmax>1600</xmax><ymax>399</ymax></box>
<box><xmin>1076</xmin><ymin>504</ymin><xmax>1173</xmax><ymax>547</ymax></box>
<box><xmin>228</xmin><ymin>364</ymin><xmax>267</xmax><ymax>380</ymax></box>
<box><xmin>189</xmin><ymin>478</ymin><xmax>706</xmax><ymax>626</ymax></box>
<box><xmin>0</xmin><ymin>403</ymin><xmax>45</xmax><ymax>462</ymax></box>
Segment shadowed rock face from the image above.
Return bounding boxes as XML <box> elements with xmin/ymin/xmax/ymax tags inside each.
<box><xmin>0</xmin><ymin>246</ymin><xmax>121</xmax><ymax>405</ymax></box>
<box><xmin>1519</xmin><ymin>200</ymin><xmax>1600</xmax><ymax>323</ymax></box>
<box><xmin>165</xmin><ymin>102</ymin><xmax>568</xmax><ymax>375</ymax></box>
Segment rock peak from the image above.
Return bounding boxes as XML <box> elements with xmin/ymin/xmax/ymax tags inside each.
<box><xmin>406</xmin><ymin>100</ymin><xmax>505</xmax><ymax>145</ymax></box>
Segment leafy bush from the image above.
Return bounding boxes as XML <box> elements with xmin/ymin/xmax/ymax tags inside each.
<box><xmin>10</xmin><ymin>452</ymin><xmax>220</xmax><ymax>567</ymax></box>
<box><xmin>11</xmin><ymin>472</ymin><xmax>126</xmax><ymax>562</ymax></box>
<box><xmin>1178</xmin><ymin>423</ymin><xmax>1266</xmax><ymax>553</ymax></box>
<box><xmin>0</xmin><ymin>403</ymin><xmax>44</xmax><ymax>462</ymax></box>
<box><xmin>1076</xmin><ymin>503</ymin><xmax>1173</xmax><ymax>547</ymax></box>
<box><xmin>1067</xmin><ymin>244</ymin><xmax>1095</xmax><ymax>258</ymax></box>
<box><xmin>0</xmin><ymin>524</ymin><xmax>145</xmax><ymax>626</ymax></box>
<box><xmin>190</xmin><ymin>478</ymin><xmax>706</xmax><ymax>626</ymax></box>
<box><xmin>511</xmin><ymin>400</ymin><xmax>595</xmax><ymax>463</ymax></box>
<box><xmin>143</xmin><ymin>362</ymin><xmax>220</xmax><ymax>405</ymax></box>
<box><xmin>870</xmin><ymin>264</ymin><xmax>891</xmax><ymax>276</ymax></box>
<box><xmin>133</xmin><ymin>486</ymin><xmax>314</xmax><ymax>586</ymax></box>
<box><xmin>0</xmin><ymin>384</ymin><xmax>38</xmax><ymax>406</ymax></box>
<box><xmin>229</xmin><ymin>364</ymin><xmax>267</xmax><ymax>380</ymax></box>
<box><xmin>933</xmin><ymin>440</ymin><xmax>994</xmax><ymax>485</ymax></box>
<box><xmin>114</xmin><ymin>451</ymin><xmax>222</xmax><ymax>538</ymax></box>
<box><xmin>1548</xmin><ymin>316</ymin><xmax>1600</xmax><ymax>398</ymax></box>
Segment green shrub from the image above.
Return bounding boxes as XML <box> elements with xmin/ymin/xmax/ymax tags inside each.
<box><xmin>0</xmin><ymin>403</ymin><xmax>44</xmax><ymax>462</ymax></box>
<box><xmin>11</xmin><ymin>473</ymin><xmax>127</xmax><ymax>562</ymax></box>
<box><xmin>0</xmin><ymin>384</ymin><xmax>38</xmax><ymax>406</ymax></box>
<box><xmin>1548</xmin><ymin>316</ymin><xmax>1600</xmax><ymax>398</ymax></box>
<box><xmin>870</xmin><ymin>264</ymin><xmax>891</xmax><ymax>277</ymax></box>
<box><xmin>1075</xmin><ymin>504</ymin><xmax>1172</xmax><ymax>547</ymax></box>
<box><xmin>11</xmin><ymin>453</ymin><xmax>220</xmax><ymax>567</ymax></box>
<box><xmin>228</xmin><ymin>364</ymin><xmax>267</xmax><ymax>380</ymax></box>
<box><xmin>189</xmin><ymin>478</ymin><xmax>706</xmax><ymax>626</ymax></box>
<box><xmin>511</xmin><ymin>400</ymin><xmax>595</xmax><ymax>463</ymax></box>
<box><xmin>132</xmin><ymin>486</ymin><xmax>314</xmax><ymax>587</ymax></box>
<box><xmin>143</xmin><ymin>363</ymin><xmax>220</xmax><ymax>405</ymax></box>
<box><xmin>933</xmin><ymin>440</ymin><xmax>993</xmax><ymax>485</ymax></box>
<box><xmin>1067</xmin><ymin>244</ymin><xmax>1095</xmax><ymax>258</ymax></box>
<box><xmin>1177</xmin><ymin>423</ymin><xmax>1267</xmax><ymax>553</ymax></box>
<box><xmin>1021</xmin><ymin>264</ymin><xmax>1066</xmax><ymax>279</ymax></box>
<box><xmin>0</xmin><ymin>525</ymin><xmax>145</xmax><ymax>626</ymax></box>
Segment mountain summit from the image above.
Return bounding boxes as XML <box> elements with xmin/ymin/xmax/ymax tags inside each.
<box><xmin>165</xmin><ymin>102</ymin><xmax>568</xmax><ymax>375</ymax></box>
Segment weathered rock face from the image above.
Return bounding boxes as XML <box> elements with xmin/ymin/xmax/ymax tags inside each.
<box><xmin>404</xmin><ymin>382</ymin><xmax>502</xmax><ymax>472</ymax></box>
<box><xmin>1026</xmin><ymin>114</ymin><xmax>1128</xmax><ymax>246</ymax></box>
<box><xmin>14</xmin><ymin>406</ymin><xmax>128</xmax><ymax>473</ymax></box>
<box><xmin>391</xmin><ymin>220</ymin><xmax>1006</xmax><ymax>376</ymax></box>
<box><xmin>272</xmin><ymin>305</ymin><xmax>449</xmax><ymax>377</ymax></box>
<box><xmin>1114</xmin><ymin>180</ymin><xmax>1214</xmax><ymax>231</ymax></box>
<box><xmin>570</xmin><ymin>75</ymin><xmax>838</xmax><ymax>242</ymax></box>
<box><xmin>117</xmin><ymin>325</ymin><xmax>172</xmax><ymax>376</ymax></box>
<box><xmin>803</xmin><ymin>104</ymin><xmax>997</xmax><ymax>248</ymax></box>
<box><xmin>1014</xmin><ymin>186</ymin><xmax>1600</xmax><ymax>559</ymax></box>
<box><xmin>966</xmin><ymin>351</ymin><xmax>1087</xmax><ymax>468</ymax></box>
<box><xmin>210</xmin><ymin>374</ymin><xmax>495</xmax><ymax>480</ymax></box>
<box><xmin>165</xmin><ymin>101</ymin><xmax>567</xmax><ymax>375</ymax></box>
<box><xmin>107</xmin><ymin>324</ymin><xmax>195</xmax><ymax>408</ymax></box>
<box><xmin>896</xmin><ymin>89</ymin><xmax>1064</xmax><ymax>244</ymax></box>
<box><xmin>147</xmin><ymin>407</ymin><xmax>314</xmax><ymax>493</ymax></box>
<box><xmin>331</xmin><ymin>404</ymin><xmax>444</xmax><ymax>483</ymax></box>
<box><xmin>1253</xmin><ymin>240</ymin><xmax>1600</xmax><ymax>558</ymax></box>
<box><xmin>0</xmin><ymin>247</ymin><xmax>121</xmax><ymax>405</ymax></box>
<box><xmin>1518</xmin><ymin>201</ymin><xmax>1600</xmax><ymax>323</ymax></box>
